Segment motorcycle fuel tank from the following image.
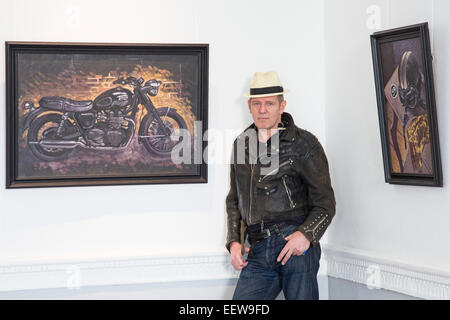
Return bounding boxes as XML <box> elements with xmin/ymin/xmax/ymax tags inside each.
<box><xmin>93</xmin><ymin>86</ymin><xmax>132</xmax><ymax>110</ymax></box>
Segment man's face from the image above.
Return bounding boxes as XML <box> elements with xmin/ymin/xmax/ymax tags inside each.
<box><xmin>248</xmin><ymin>95</ymin><xmax>286</xmax><ymax>130</ymax></box>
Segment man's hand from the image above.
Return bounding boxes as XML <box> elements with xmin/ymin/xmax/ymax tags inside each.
<box><xmin>277</xmin><ymin>231</ymin><xmax>310</xmax><ymax>265</ymax></box>
<box><xmin>230</xmin><ymin>242</ymin><xmax>250</xmax><ymax>271</ymax></box>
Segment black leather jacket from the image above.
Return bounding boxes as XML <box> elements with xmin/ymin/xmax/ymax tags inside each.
<box><xmin>226</xmin><ymin>112</ymin><xmax>336</xmax><ymax>252</ymax></box>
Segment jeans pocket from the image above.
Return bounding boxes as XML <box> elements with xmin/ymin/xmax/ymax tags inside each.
<box><xmin>248</xmin><ymin>239</ymin><xmax>265</xmax><ymax>258</ymax></box>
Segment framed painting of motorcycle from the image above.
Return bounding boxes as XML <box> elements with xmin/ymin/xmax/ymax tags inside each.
<box><xmin>6</xmin><ymin>42</ymin><xmax>209</xmax><ymax>188</ymax></box>
<box><xmin>371</xmin><ymin>23</ymin><xmax>442</xmax><ymax>187</ymax></box>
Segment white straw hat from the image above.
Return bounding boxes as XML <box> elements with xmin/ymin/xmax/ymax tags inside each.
<box><xmin>244</xmin><ymin>70</ymin><xmax>289</xmax><ymax>98</ymax></box>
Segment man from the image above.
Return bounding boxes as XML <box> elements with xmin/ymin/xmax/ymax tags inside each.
<box><xmin>226</xmin><ymin>70</ymin><xmax>336</xmax><ymax>300</ymax></box>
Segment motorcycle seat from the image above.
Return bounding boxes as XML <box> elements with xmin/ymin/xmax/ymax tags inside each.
<box><xmin>39</xmin><ymin>96</ymin><xmax>93</xmax><ymax>112</ymax></box>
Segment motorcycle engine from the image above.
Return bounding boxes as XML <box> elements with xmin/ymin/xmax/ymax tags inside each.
<box><xmin>105</xmin><ymin>130</ymin><xmax>125</xmax><ymax>147</ymax></box>
<box><xmin>87</xmin><ymin>129</ymin><xmax>105</xmax><ymax>146</ymax></box>
<box><xmin>104</xmin><ymin>112</ymin><xmax>127</xmax><ymax>147</ymax></box>
<box><xmin>85</xmin><ymin>110</ymin><xmax>130</xmax><ymax>147</ymax></box>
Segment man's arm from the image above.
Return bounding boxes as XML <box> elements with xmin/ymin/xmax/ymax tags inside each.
<box><xmin>225</xmin><ymin>143</ymin><xmax>251</xmax><ymax>270</ymax></box>
<box><xmin>296</xmin><ymin>139</ymin><xmax>336</xmax><ymax>247</ymax></box>
<box><xmin>225</xmin><ymin>159</ymin><xmax>242</xmax><ymax>253</ymax></box>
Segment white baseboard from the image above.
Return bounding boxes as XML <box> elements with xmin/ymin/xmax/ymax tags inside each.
<box><xmin>323</xmin><ymin>244</ymin><xmax>450</xmax><ymax>300</ymax></box>
<box><xmin>0</xmin><ymin>251</ymin><xmax>329</xmax><ymax>297</ymax></box>
<box><xmin>0</xmin><ymin>252</ymin><xmax>240</xmax><ymax>292</ymax></box>
<box><xmin>5</xmin><ymin>246</ymin><xmax>448</xmax><ymax>300</ymax></box>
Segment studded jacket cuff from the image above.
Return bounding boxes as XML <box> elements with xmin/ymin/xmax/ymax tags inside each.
<box><xmin>297</xmin><ymin>211</ymin><xmax>331</xmax><ymax>247</ymax></box>
<box><xmin>225</xmin><ymin>238</ymin><xmax>240</xmax><ymax>253</ymax></box>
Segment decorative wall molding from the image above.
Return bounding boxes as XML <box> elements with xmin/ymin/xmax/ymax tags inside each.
<box><xmin>5</xmin><ymin>245</ymin><xmax>447</xmax><ymax>299</ymax></box>
<box><xmin>0</xmin><ymin>252</ymin><xmax>240</xmax><ymax>292</ymax></box>
<box><xmin>323</xmin><ymin>244</ymin><xmax>450</xmax><ymax>300</ymax></box>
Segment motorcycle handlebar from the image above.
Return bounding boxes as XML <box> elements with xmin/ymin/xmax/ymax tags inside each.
<box><xmin>113</xmin><ymin>77</ymin><xmax>138</xmax><ymax>85</ymax></box>
<box><xmin>112</xmin><ymin>77</ymin><xmax>146</xmax><ymax>87</ymax></box>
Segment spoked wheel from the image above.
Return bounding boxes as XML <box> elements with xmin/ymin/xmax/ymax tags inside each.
<box><xmin>140</xmin><ymin>107</ymin><xmax>188</xmax><ymax>157</ymax></box>
<box><xmin>27</xmin><ymin>113</ymin><xmax>73</xmax><ymax>161</ymax></box>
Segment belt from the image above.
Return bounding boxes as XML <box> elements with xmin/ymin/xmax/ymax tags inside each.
<box><xmin>246</xmin><ymin>222</ymin><xmax>290</xmax><ymax>245</ymax></box>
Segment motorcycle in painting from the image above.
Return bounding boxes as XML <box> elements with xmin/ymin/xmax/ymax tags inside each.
<box><xmin>20</xmin><ymin>76</ymin><xmax>187</xmax><ymax>161</ymax></box>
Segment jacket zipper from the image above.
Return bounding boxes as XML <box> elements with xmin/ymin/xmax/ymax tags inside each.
<box><xmin>259</xmin><ymin>158</ymin><xmax>293</xmax><ymax>182</ymax></box>
<box><xmin>249</xmin><ymin>163</ymin><xmax>254</xmax><ymax>225</ymax></box>
<box><xmin>282</xmin><ymin>176</ymin><xmax>296</xmax><ymax>208</ymax></box>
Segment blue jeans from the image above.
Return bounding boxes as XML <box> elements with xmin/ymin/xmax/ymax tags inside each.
<box><xmin>232</xmin><ymin>224</ymin><xmax>321</xmax><ymax>300</ymax></box>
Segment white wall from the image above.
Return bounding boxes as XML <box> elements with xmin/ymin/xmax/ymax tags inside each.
<box><xmin>324</xmin><ymin>0</ymin><xmax>450</xmax><ymax>286</ymax></box>
<box><xmin>0</xmin><ymin>0</ymin><xmax>326</xmax><ymax>295</ymax></box>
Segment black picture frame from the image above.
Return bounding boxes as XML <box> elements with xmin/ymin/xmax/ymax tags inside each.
<box><xmin>6</xmin><ymin>42</ymin><xmax>208</xmax><ymax>188</ymax></box>
<box><xmin>370</xmin><ymin>23</ymin><xmax>442</xmax><ymax>187</ymax></box>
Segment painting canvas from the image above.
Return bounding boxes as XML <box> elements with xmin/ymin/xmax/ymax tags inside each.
<box><xmin>6</xmin><ymin>42</ymin><xmax>208</xmax><ymax>188</ymax></box>
<box><xmin>371</xmin><ymin>23</ymin><xmax>442</xmax><ymax>186</ymax></box>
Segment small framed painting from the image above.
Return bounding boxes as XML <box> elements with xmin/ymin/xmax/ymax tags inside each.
<box><xmin>371</xmin><ymin>23</ymin><xmax>442</xmax><ymax>186</ymax></box>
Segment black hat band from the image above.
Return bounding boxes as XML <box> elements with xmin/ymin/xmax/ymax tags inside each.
<box><xmin>250</xmin><ymin>86</ymin><xmax>284</xmax><ymax>95</ymax></box>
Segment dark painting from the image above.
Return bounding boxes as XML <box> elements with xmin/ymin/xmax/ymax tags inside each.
<box><xmin>371</xmin><ymin>23</ymin><xmax>442</xmax><ymax>186</ymax></box>
<box><xmin>6</xmin><ymin>43</ymin><xmax>209</xmax><ymax>188</ymax></box>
